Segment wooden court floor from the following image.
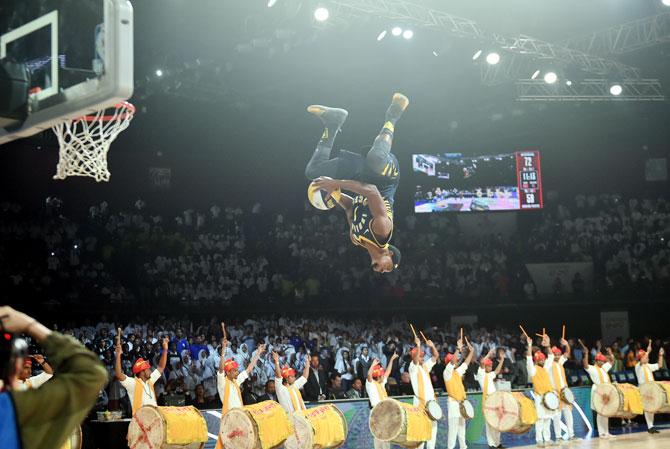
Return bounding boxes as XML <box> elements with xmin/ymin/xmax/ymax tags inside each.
<box><xmin>511</xmin><ymin>430</ymin><xmax>670</xmax><ymax>449</ymax></box>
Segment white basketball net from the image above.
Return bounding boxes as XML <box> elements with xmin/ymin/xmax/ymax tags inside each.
<box><xmin>52</xmin><ymin>102</ymin><xmax>135</xmax><ymax>182</ymax></box>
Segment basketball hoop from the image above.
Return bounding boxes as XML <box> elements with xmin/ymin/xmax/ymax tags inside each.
<box><xmin>52</xmin><ymin>101</ymin><xmax>135</xmax><ymax>182</ymax></box>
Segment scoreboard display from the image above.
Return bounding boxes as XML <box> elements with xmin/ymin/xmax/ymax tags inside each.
<box><xmin>413</xmin><ymin>150</ymin><xmax>544</xmax><ymax>213</ymax></box>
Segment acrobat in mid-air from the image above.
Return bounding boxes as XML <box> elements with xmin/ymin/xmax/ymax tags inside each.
<box><xmin>305</xmin><ymin>93</ymin><xmax>409</xmax><ymax>273</ymax></box>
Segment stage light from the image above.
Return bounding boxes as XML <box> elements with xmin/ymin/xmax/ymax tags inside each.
<box><xmin>544</xmin><ymin>72</ymin><xmax>557</xmax><ymax>84</ymax></box>
<box><xmin>531</xmin><ymin>70</ymin><xmax>540</xmax><ymax>80</ymax></box>
<box><xmin>610</xmin><ymin>84</ymin><xmax>623</xmax><ymax>96</ymax></box>
<box><xmin>267</xmin><ymin>0</ymin><xmax>277</xmax><ymax>7</ymax></box>
<box><xmin>155</xmin><ymin>69</ymin><xmax>163</xmax><ymax>77</ymax></box>
<box><xmin>472</xmin><ymin>50</ymin><xmax>482</xmax><ymax>61</ymax></box>
<box><xmin>314</xmin><ymin>7</ymin><xmax>329</xmax><ymax>21</ymax></box>
<box><xmin>391</xmin><ymin>27</ymin><xmax>403</xmax><ymax>36</ymax></box>
<box><xmin>663</xmin><ymin>0</ymin><xmax>670</xmax><ymax>6</ymax></box>
<box><xmin>486</xmin><ymin>52</ymin><xmax>500</xmax><ymax>65</ymax></box>
<box><xmin>377</xmin><ymin>30</ymin><xmax>387</xmax><ymax>41</ymax></box>
<box><xmin>566</xmin><ymin>80</ymin><xmax>572</xmax><ymax>86</ymax></box>
<box><xmin>402</xmin><ymin>29</ymin><xmax>414</xmax><ymax>39</ymax></box>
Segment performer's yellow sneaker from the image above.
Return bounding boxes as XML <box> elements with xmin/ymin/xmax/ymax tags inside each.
<box><xmin>391</xmin><ymin>93</ymin><xmax>410</xmax><ymax>111</ymax></box>
<box><xmin>307</xmin><ymin>105</ymin><xmax>348</xmax><ymax>128</ymax></box>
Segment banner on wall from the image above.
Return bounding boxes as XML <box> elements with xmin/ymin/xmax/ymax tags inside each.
<box><xmin>600</xmin><ymin>311</ymin><xmax>630</xmax><ymax>343</ymax></box>
<box><xmin>525</xmin><ymin>262</ymin><xmax>593</xmax><ymax>294</ymax></box>
<box><xmin>201</xmin><ymin>387</ymin><xmax>594</xmax><ymax>449</ymax></box>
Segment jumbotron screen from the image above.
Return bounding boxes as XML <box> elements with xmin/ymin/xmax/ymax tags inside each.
<box><xmin>413</xmin><ymin>151</ymin><xmax>543</xmax><ymax>213</ymax></box>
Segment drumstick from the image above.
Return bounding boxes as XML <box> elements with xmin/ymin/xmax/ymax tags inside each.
<box><xmin>116</xmin><ymin>328</ymin><xmax>121</xmax><ymax>346</ymax></box>
<box><xmin>562</xmin><ymin>325</ymin><xmax>566</xmax><ymax>340</ymax></box>
<box><xmin>519</xmin><ymin>325</ymin><xmax>530</xmax><ymax>339</ymax></box>
<box><xmin>460</xmin><ymin>328</ymin><xmax>463</xmax><ymax>342</ymax></box>
<box><xmin>409</xmin><ymin>323</ymin><xmax>418</xmax><ymax>340</ymax></box>
<box><xmin>420</xmin><ymin>331</ymin><xmax>429</xmax><ymax>343</ymax></box>
<box><xmin>535</xmin><ymin>333</ymin><xmax>545</xmax><ymax>338</ymax></box>
<box><xmin>542</xmin><ymin>328</ymin><xmax>546</xmax><ymax>337</ymax></box>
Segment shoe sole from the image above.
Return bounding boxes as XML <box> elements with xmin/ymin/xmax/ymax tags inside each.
<box><xmin>392</xmin><ymin>93</ymin><xmax>410</xmax><ymax>111</ymax></box>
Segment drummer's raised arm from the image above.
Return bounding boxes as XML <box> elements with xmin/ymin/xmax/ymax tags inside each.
<box><xmin>426</xmin><ymin>339</ymin><xmax>438</xmax><ymax>363</ymax></box>
<box><xmin>560</xmin><ymin>337</ymin><xmax>571</xmax><ymax>361</ymax></box>
<box><xmin>578</xmin><ymin>339</ymin><xmax>589</xmax><ymax>369</ymax></box>
<box><xmin>412</xmin><ymin>336</ymin><xmax>422</xmax><ymax>365</ymax></box>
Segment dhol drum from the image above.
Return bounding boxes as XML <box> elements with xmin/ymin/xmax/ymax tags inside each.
<box><xmin>220</xmin><ymin>400</ymin><xmax>292</xmax><ymax>449</ymax></box>
<box><xmin>640</xmin><ymin>381</ymin><xmax>670</xmax><ymax>413</ymax></box>
<box><xmin>369</xmin><ymin>399</ymin><xmax>433</xmax><ymax>449</ymax></box>
<box><xmin>483</xmin><ymin>391</ymin><xmax>537</xmax><ymax>434</ymax></box>
<box><xmin>127</xmin><ymin>405</ymin><xmax>208</xmax><ymax>449</ymax></box>
<box><xmin>559</xmin><ymin>387</ymin><xmax>575</xmax><ymax>405</ymax></box>
<box><xmin>285</xmin><ymin>404</ymin><xmax>348</xmax><ymax>449</ymax></box>
<box><xmin>425</xmin><ymin>400</ymin><xmax>443</xmax><ymax>421</ymax></box>
<box><xmin>541</xmin><ymin>391</ymin><xmax>560</xmax><ymax>411</ymax></box>
<box><xmin>59</xmin><ymin>425</ymin><xmax>82</xmax><ymax>449</ymax></box>
<box><xmin>459</xmin><ymin>400</ymin><xmax>475</xmax><ymax>419</ymax></box>
<box><xmin>592</xmin><ymin>383</ymin><xmax>643</xmax><ymax>418</ymax></box>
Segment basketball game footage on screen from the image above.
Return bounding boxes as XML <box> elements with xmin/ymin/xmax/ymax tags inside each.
<box><xmin>413</xmin><ymin>151</ymin><xmax>543</xmax><ymax>213</ymax></box>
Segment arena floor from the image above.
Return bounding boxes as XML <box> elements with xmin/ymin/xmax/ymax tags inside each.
<box><xmin>510</xmin><ymin>430</ymin><xmax>670</xmax><ymax>449</ymax></box>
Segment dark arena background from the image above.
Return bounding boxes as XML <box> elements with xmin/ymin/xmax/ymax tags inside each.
<box><xmin>1</xmin><ymin>1</ymin><xmax>670</xmax><ymax>449</ymax></box>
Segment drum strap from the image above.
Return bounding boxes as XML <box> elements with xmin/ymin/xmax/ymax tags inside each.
<box><xmin>416</xmin><ymin>364</ymin><xmax>433</xmax><ymax>405</ymax></box>
<box><xmin>642</xmin><ymin>364</ymin><xmax>653</xmax><ymax>383</ymax></box>
<box><xmin>482</xmin><ymin>372</ymin><xmax>489</xmax><ymax>404</ymax></box>
<box><xmin>374</xmin><ymin>380</ymin><xmax>388</xmax><ymax>401</ymax></box>
<box><xmin>595</xmin><ymin>366</ymin><xmax>609</xmax><ymax>384</ymax></box>
<box><xmin>289</xmin><ymin>385</ymin><xmax>306</xmax><ymax>411</ymax></box>
<box><xmin>132</xmin><ymin>377</ymin><xmax>156</xmax><ymax>415</ymax></box>
<box><xmin>552</xmin><ymin>363</ymin><xmax>567</xmax><ymax>388</ymax></box>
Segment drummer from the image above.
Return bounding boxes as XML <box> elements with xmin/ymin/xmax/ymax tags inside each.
<box><xmin>579</xmin><ymin>340</ymin><xmax>614</xmax><ymax>438</ymax></box>
<box><xmin>272</xmin><ymin>351</ymin><xmax>310</xmax><ymax>414</ymax></box>
<box><xmin>215</xmin><ymin>323</ymin><xmax>266</xmax><ymax>449</ymax></box>
<box><xmin>366</xmin><ymin>353</ymin><xmax>399</xmax><ymax>449</ymax></box>
<box><xmin>635</xmin><ymin>342</ymin><xmax>665</xmax><ymax>434</ymax></box>
<box><xmin>14</xmin><ymin>355</ymin><xmax>53</xmax><ymax>390</ymax></box>
<box><xmin>475</xmin><ymin>348</ymin><xmax>505</xmax><ymax>449</ymax></box>
<box><xmin>547</xmin><ymin>338</ymin><xmax>575</xmax><ymax>441</ymax></box>
<box><xmin>443</xmin><ymin>338</ymin><xmax>475</xmax><ymax>449</ymax></box>
<box><xmin>409</xmin><ymin>335</ymin><xmax>439</xmax><ymax>449</ymax></box>
<box><xmin>526</xmin><ymin>334</ymin><xmax>558</xmax><ymax>447</ymax></box>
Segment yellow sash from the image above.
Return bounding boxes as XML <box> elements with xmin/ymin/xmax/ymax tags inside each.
<box><xmin>552</xmin><ymin>362</ymin><xmax>567</xmax><ymax>388</ymax></box>
<box><xmin>288</xmin><ymin>384</ymin><xmax>306</xmax><ymax>411</ymax></box>
<box><xmin>482</xmin><ymin>371</ymin><xmax>490</xmax><ymax>404</ymax></box>
<box><xmin>374</xmin><ymin>381</ymin><xmax>388</xmax><ymax>401</ymax></box>
<box><xmin>446</xmin><ymin>370</ymin><xmax>466</xmax><ymax>402</ymax></box>
<box><xmin>132</xmin><ymin>377</ymin><xmax>156</xmax><ymax>415</ymax></box>
<box><xmin>595</xmin><ymin>366</ymin><xmax>609</xmax><ymax>384</ymax></box>
<box><xmin>641</xmin><ymin>364</ymin><xmax>653</xmax><ymax>383</ymax></box>
<box><xmin>532</xmin><ymin>365</ymin><xmax>553</xmax><ymax>395</ymax></box>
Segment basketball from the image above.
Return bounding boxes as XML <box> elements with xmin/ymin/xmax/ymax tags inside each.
<box><xmin>307</xmin><ymin>181</ymin><xmax>341</xmax><ymax>210</ymax></box>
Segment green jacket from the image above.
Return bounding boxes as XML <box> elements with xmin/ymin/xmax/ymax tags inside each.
<box><xmin>10</xmin><ymin>332</ymin><xmax>108</xmax><ymax>449</ymax></box>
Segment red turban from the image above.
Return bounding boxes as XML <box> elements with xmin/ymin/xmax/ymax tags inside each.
<box><xmin>371</xmin><ymin>365</ymin><xmax>385</xmax><ymax>379</ymax></box>
<box><xmin>223</xmin><ymin>359</ymin><xmax>239</xmax><ymax>373</ymax></box>
<box><xmin>533</xmin><ymin>351</ymin><xmax>546</xmax><ymax>362</ymax></box>
<box><xmin>595</xmin><ymin>353</ymin><xmax>607</xmax><ymax>362</ymax></box>
<box><xmin>410</xmin><ymin>347</ymin><xmax>425</xmax><ymax>358</ymax></box>
<box><xmin>23</xmin><ymin>359</ymin><xmax>32</xmax><ymax>368</ymax></box>
<box><xmin>481</xmin><ymin>358</ymin><xmax>493</xmax><ymax>367</ymax></box>
<box><xmin>636</xmin><ymin>350</ymin><xmax>647</xmax><ymax>361</ymax></box>
<box><xmin>551</xmin><ymin>346</ymin><xmax>562</xmax><ymax>356</ymax></box>
<box><xmin>281</xmin><ymin>366</ymin><xmax>296</xmax><ymax>379</ymax></box>
<box><xmin>132</xmin><ymin>358</ymin><xmax>151</xmax><ymax>374</ymax></box>
<box><xmin>444</xmin><ymin>353</ymin><xmax>456</xmax><ymax>364</ymax></box>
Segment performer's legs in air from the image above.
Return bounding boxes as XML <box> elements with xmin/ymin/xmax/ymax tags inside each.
<box><xmin>364</xmin><ymin>93</ymin><xmax>409</xmax><ymax>179</ymax></box>
<box><xmin>304</xmin><ymin>106</ymin><xmax>348</xmax><ymax>180</ymax></box>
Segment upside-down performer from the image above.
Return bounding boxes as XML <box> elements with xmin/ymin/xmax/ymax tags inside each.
<box><xmin>305</xmin><ymin>93</ymin><xmax>409</xmax><ymax>273</ymax></box>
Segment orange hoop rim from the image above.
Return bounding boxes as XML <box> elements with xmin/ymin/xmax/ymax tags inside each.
<box><xmin>79</xmin><ymin>101</ymin><xmax>136</xmax><ymax>122</ymax></box>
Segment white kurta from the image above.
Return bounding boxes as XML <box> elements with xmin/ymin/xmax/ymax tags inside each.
<box><xmin>635</xmin><ymin>362</ymin><xmax>658</xmax><ymax>385</ymax></box>
<box><xmin>17</xmin><ymin>372</ymin><xmax>53</xmax><ymax>391</ymax></box>
<box><xmin>408</xmin><ymin>359</ymin><xmax>436</xmax><ymax>404</ymax></box>
<box><xmin>443</xmin><ymin>362</ymin><xmax>468</xmax><ymax>417</ymax></box>
<box><xmin>365</xmin><ymin>378</ymin><xmax>388</xmax><ymax>408</ymax></box>
<box><xmin>526</xmin><ymin>355</ymin><xmax>558</xmax><ymax>419</ymax></box>
<box><xmin>120</xmin><ymin>369</ymin><xmax>162</xmax><ymax>407</ymax></box>
<box><xmin>217</xmin><ymin>370</ymin><xmax>249</xmax><ymax>410</ymax></box>
<box><xmin>275</xmin><ymin>376</ymin><xmax>307</xmax><ymax>414</ymax></box>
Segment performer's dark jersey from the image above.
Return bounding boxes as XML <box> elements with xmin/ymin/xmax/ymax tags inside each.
<box><xmin>350</xmin><ymin>193</ymin><xmax>394</xmax><ymax>249</ymax></box>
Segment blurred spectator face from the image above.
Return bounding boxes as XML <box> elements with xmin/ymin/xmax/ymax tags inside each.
<box><xmin>362</xmin><ymin>347</ymin><xmax>369</xmax><ymax>357</ymax></box>
<box><xmin>195</xmin><ymin>384</ymin><xmax>205</xmax><ymax>399</ymax></box>
<box><xmin>331</xmin><ymin>375</ymin><xmax>342</xmax><ymax>389</ymax></box>
<box><xmin>400</xmin><ymin>372</ymin><xmax>410</xmax><ymax>384</ymax></box>
<box><xmin>351</xmin><ymin>379</ymin><xmax>362</xmax><ymax>392</ymax></box>
<box><xmin>266</xmin><ymin>380</ymin><xmax>276</xmax><ymax>395</ymax></box>
<box><xmin>310</xmin><ymin>355</ymin><xmax>320</xmax><ymax>369</ymax></box>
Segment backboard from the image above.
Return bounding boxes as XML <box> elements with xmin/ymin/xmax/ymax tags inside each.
<box><xmin>0</xmin><ymin>0</ymin><xmax>133</xmax><ymax>144</ymax></box>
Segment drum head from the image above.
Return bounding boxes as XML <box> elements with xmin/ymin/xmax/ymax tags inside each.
<box><xmin>128</xmin><ymin>406</ymin><xmax>166</xmax><ymax>449</ymax></box>
<box><xmin>640</xmin><ymin>382</ymin><xmax>665</xmax><ymax>413</ymax></box>
<box><xmin>426</xmin><ymin>400</ymin><xmax>443</xmax><ymax>421</ymax></box>
<box><xmin>543</xmin><ymin>392</ymin><xmax>560</xmax><ymax>410</ymax></box>
<box><xmin>461</xmin><ymin>400</ymin><xmax>475</xmax><ymax>419</ymax></box>
<box><xmin>483</xmin><ymin>392</ymin><xmax>520</xmax><ymax>432</ymax></box>
<box><xmin>369</xmin><ymin>399</ymin><xmax>404</xmax><ymax>441</ymax></box>
<box><xmin>220</xmin><ymin>408</ymin><xmax>257</xmax><ymax>449</ymax></box>
<box><xmin>285</xmin><ymin>414</ymin><xmax>313</xmax><ymax>449</ymax></box>
<box><xmin>562</xmin><ymin>388</ymin><xmax>575</xmax><ymax>404</ymax></box>
<box><xmin>593</xmin><ymin>384</ymin><xmax>621</xmax><ymax>417</ymax></box>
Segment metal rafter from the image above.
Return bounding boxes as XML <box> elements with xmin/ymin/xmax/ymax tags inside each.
<box><xmin>516</xmin><ymin>79</ymin><xmax>664</xmax><ymax>102</ymax></box>
<box><xmin>328</xmin><ymin>0</ymin><xmax>643</xmax><ymax>83</ymax></box>
<box><xmin>560</xmin><ymin>12</ymin><xmax>670</xmax><ymax>55</ymax></box>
